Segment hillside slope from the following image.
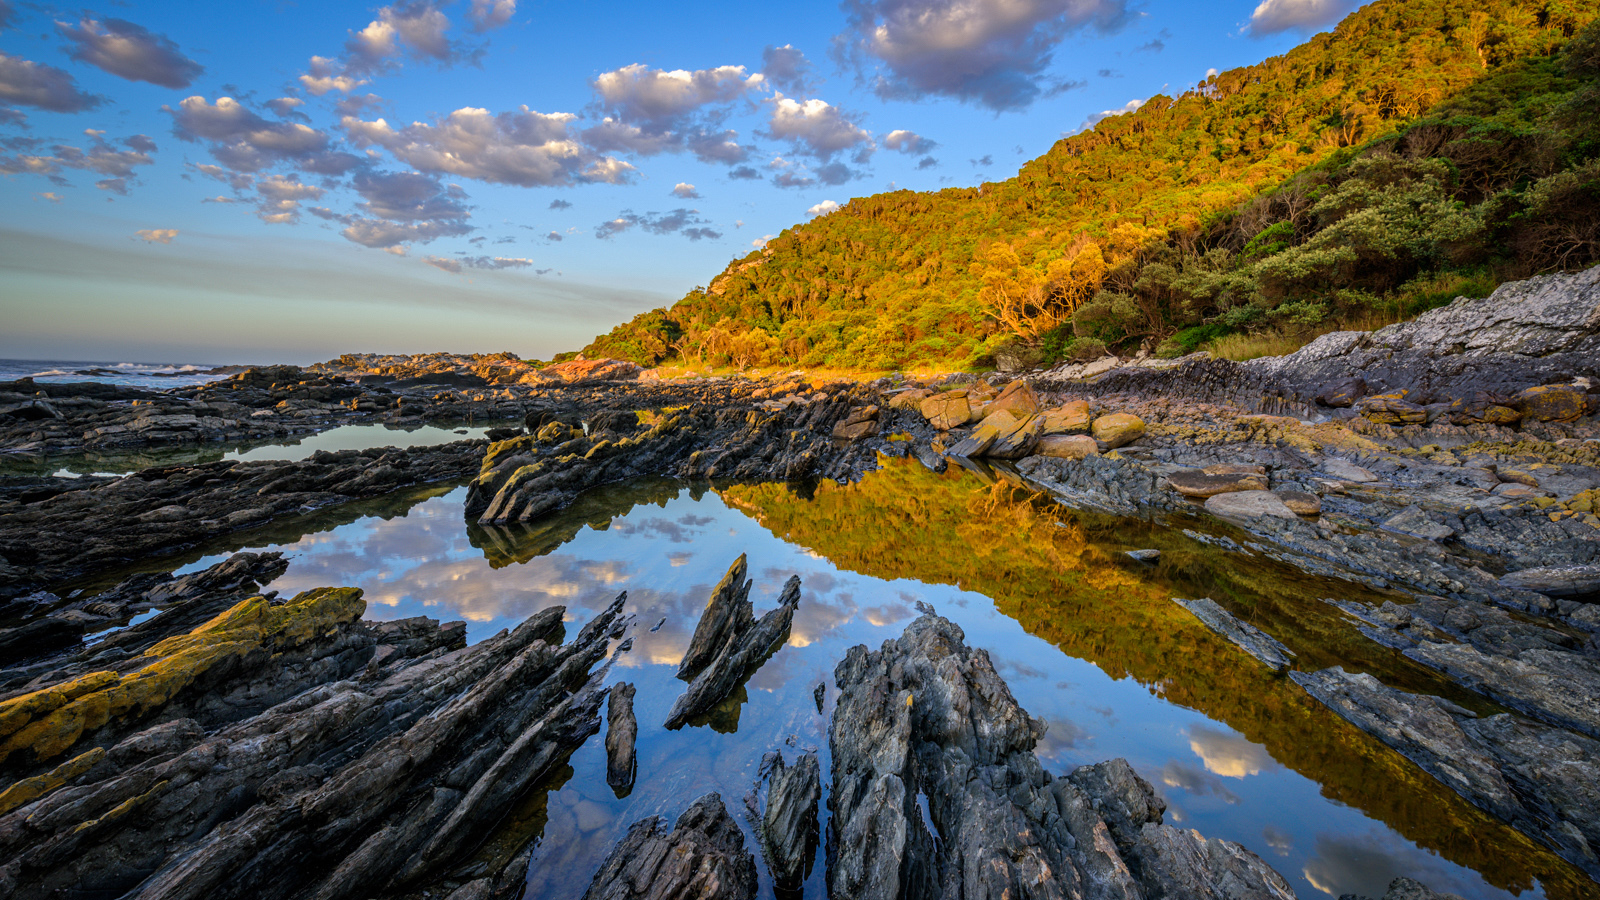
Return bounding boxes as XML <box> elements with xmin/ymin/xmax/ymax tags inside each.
<box><xmin>585</xmin><ymin>0</ymin><xmax>1600</xmax><ymax>370</ymax></box>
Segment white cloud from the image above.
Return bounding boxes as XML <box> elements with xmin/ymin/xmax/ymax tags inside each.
<box><xmin>671</xmin><ymin>182</ymin><xmax>700</xmax><ymax>199</ymax></box>
<box><xmin>344</xmin><ymin>106</ymin><xmax>632</xmax><ymax>187</ymax></box>
<box><xmin>752</xmin><ymin>234</ymin><xmax>775</xmax><ymax>249</ymax></box>
<box><xmin>1248</xmin><ymin>0</ymin><xmax>1359</xmax><ymax>35</ymax></box>
<box><xmin>807</xmin><ymin>199</ymin><xmax>840</xmax><ymax>217</ymax></box>
<box><xmin>884</xmin><ymin>129</ymin><xmax>937</xmax><ymax>154</ymax></box>
<box><xmin>467</xmin><ymin>0</ymin><xmax>516</xmax><ymax>31</ymax></box>
<box><xmin>300</xmin><ymin>56</ymin><xmax>367</xmax><ymax>96</ymax></box>
<box><xmin>135</xmin><ymin>228</ymin><xmax>178</xmax><ymax>243</ymax></box>
<box><xmin>593</xmin><ymin>63</ymin><xmax>761</xmax><ymax>126</ymax></box>
<box><xmin>1078</xmin><ymin>96</ymin><xmax>1146</xmax><ymax>132</ymax></box>
<box><xmin>837</xmin><ymin>0</ymin><xmax>1128</xmax><ymax>109</ymax></box>
<box><xmin>766</xmin><ymin>94</ymin><xmax>873</xmax><ymax>160</ymax></box>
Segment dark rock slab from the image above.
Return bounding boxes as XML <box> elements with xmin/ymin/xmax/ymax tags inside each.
<box><xmin>581</xmin><ymin>792</ymin><xmax>757</xmax><ymax>900</ymax></box>
<box><xmin>1173</xmin><ymin>597</ymin><xmax>1297</xmax><ymax>673</ymax></box>
<box><xmin>757</xmin><ymin>750</ymin><xmax>820</xmax><ymax>891</ymax></box>
<box><xmin>1500</xmin><ymin>565</ymin><xmax>1600</xmax><ymax>599</ymax></box>
<box><xmin>1403</xmin><ymin>641</ymin><xmax>1600</xmax><ymax>738</ymax></box>
<box><xmin>606</xmin><ymin>681</ymin><xmax>638</xmax><ymax>796</ymax></box>
<box><xmin>1291</xmin><ymin>666</ymin><xmax>1600</xmax><ymax>880</ymax></box>
<box><xmin>666</xmin><ymin>567</ymin><xmax>799</xmax><ymax>730</ymax></box>
<box><xmin>828</xmin><ymin>612</ymin><xmax>1297</xmax><ymax>900</ymax></box>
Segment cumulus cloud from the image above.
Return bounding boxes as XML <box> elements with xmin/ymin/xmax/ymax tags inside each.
<box><xmin>807</xmin><ymin>199</ymin><xmax>840</xmax><ymax>216</ymax></box>
<box><xmin>584</xmin><ymin>63</ymin><xmax>761</xmax><ymax>164</ymax></box>
<box><xmin>341</xmin><ymin>216</ymin><xmax>472</xmax><ymax>248</ymax></box>
<box><xmin>37</xmin><ymin>191</ymin><xmax>62</xmax><ymax>202</ymax></box>
<box><xmin>546</xmin><ymin>230</ymin><xmax>562</xmax><ymax>241</ymax></box>
<box><xmin>351</xmin><ymin>169</ymin><xmax>469</xmax><ymax>221</ymax></box>
<box><xmin>0</xmin><ymin>51</ymin><xmax>101</xmax><ymax>114</ymax></box>
<box><xmin>300</xmin><ymin>56</ymin><xmax>368</xmax><ymax>96</ymax></box>
<box><xmin>0</xmin><ymin>132</ymin><xmax>156</xmax><ymax>192</ymax></box>
<box><xmin>751</xmin><ymin>234</ymin><xmax>774</xmax><ymax>248</ymax></box>
<box><xmin>255</xmin><ymin>173</ymin><xmax>326</xmax><ymax>222</ymax></box>
<box><xmin>425</xmin><ymin>254</ymin><xmax>533</xmax><ymax>273</ymax></box>
<box><xmin>761</xmin><ymin>44</ymin><xmax>815</xmax><ymax>94</ymax></box>
<box><xmin>836</xmin><ymin>0</ymin><xmax>1129</xmax><ymax>110</ymax></box>
<box><xmin>57</xmin><ymin>17</ymin><xmax>203</xmax><ymax>88</ymax></box>
<box><xmin>548</xmin><ymin>198</ymin><xmax>571</xmax><ymax>209</ymax></box>
<box><xmin>728</xmin><ymin>165</ymin><xmax>761</xmax><ymax>180</ymax></box>
<box><xmin>344</xmin><ymin>106</ymin><xmax>632</xmax><ymax>186</ymax></box>
<box><xmin>167</xmin><ymin>95</ymin><xmax>361</xmax><ymax>175</ymax></box>
<box><xmin>135</xmin><ymin>228</ymin><xmax>178</xmax><ymax>243</ymax></box>
<box><xmin>467</xmin><ymin>0</ymin><xmax>517</xmax><ymax>31</ymax></box>
<box><xmin>1248</xmin><ymin>0</ymin><xmax>1359</xmax><ymax>35</ymax></box>
<box><xmin>596</xmin><ymin>208</ymin><xmax>720</xmax><ymax>241</ymax></box>
<box><xmin>671</xmin><ymin>182</ymin><xmax>700</xmax><ymax>199</ymax></box>
<box><xmin>916</xmin><ymin>155</ymin><xmax>938</xmax><ymax>169</ymax></box>
<box><xmin>765</xmin><ymin>94</ymin><xmax>873</xmax><ymax>160</ymax></box>
<box><xmin>344</xmin><ymin>1</ymin><xmax>474</xmax><ymax>74</ymax></box>
<box><xmin>266</xmin><ymin>97</ymin><xmax>308</xmax><ymax>120</ymax></box>
<box><xmin>884</xmin><ymin>129</ymin><xmax>936</xmax><ymax>154</ymax></box>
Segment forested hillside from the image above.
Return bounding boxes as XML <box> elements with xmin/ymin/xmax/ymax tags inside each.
<box><xmin>585</xmin><ymin>0</ymin><xmax>1600</xmax><ymax>370</ymax></box>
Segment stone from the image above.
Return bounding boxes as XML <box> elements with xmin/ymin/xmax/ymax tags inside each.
<box><xmin>887</xmin><ymin>389</ymin><xmax>932</xmax><ymax>410</ymax></box>
<box><xmin>1173</xmin><ymin>597</ymin><xmax>1298</xmax><ymax>673</ymax></box>
<box><xmin>1515</xmin><ymin>384</ymin><xmax>1587</xmax><ymax>422</ymax></box>
<box><xmin>1276</xmin><ymin>491</ymin><xmax>1322</xmax><ymax>515</ymax></box>
<box><xmin>666</xmin><ymin>564</ymin><xmax>799</xmax><ymax>730</ymax></box>
<box><xmin>1356</xmin><ymin>393</ymin><xmax>1427</xmax><ymax>425</ymax></box>
<box><xmin>1322</xmin><ymin>458</ymin><xmax>1378</xmax><ymax>482</ymax></box>
<box><xmin>986</xmin><ymin>380</ymin><xmax>1041</xmax><ymax>417</ymax></box>
<box><xmin>758</xmin><ymin>751</ymin><xmax>820</xmax><ymax>891</ymax></box>
<box><xmin>1316</xmin><ymin>377</ymin><xmax>1367</xmax><ymax>408</ymax></box>
<box><xmin>605</xmin><ymin>682</ymin><xmax>638</xmax><ymax>795</ymax></box>
<box><xmin>1497</xmin><ymin>469</ymin><xmax>1540</xmax><ymax>488</ymax></box>
<box><xmin>1405</xmin><ymin>641</ymin><xmax>1600</xmax><ymax>738</ymax></box>
<box><xmin>1126</xmin><ymin>549</ymin><xmax>1161</xmax><ymax>562</ymax></box>
<box><xmin>1166</xmin><ymin>470</ymin><xmax>1269</xmax><ymax>498</ymax></box>
<box><xmin>539</xmin><ymin>358</ymin><xmax>643</xmax><ymax>384</ymax></box>
<box><xmin>832</xmin><ymin>418</ymin><xmax>880</xmax><ymax>441</ymax></box>
<box><xmin>1204</xmin><ymin>490</ymin><xmax>1299</xmax><ymax>520</ymax></box>
<box><xmin>920</xmin><ymin>391</ymin><xmax>978</xmax><ymax>430</ymax></box>
<box><xmin>1038</xmin><ymin>400</ymin><xmax>1092</xmax><ymax>434</ymax></box>
<box><xmin>581</xmin><ymin>793</ymin><xmax>757</xmax><ymax>900</ymax></box>
<box><xmin>1499</xmin><ymin>565</ymin><xmax>1600</xmax><ymax>599</ymax></box>
<box><xmin>1091</xmin><ymin>413</ymin><xmax>1145</xmax><ymax>448</ymax></box>
<box><xmin>1381</xmin><ymin>505</ymin><xmax>1455</xmax><ymax>541</ymax></box>
<box><xmin>1035</xmin><ymin>434</ymin><xmax>1099</xmax><ymax>460</ymax></box>
<box><xmin>1448</xmin><ymin>393</ymin><xmax>1523</xmax><ymax>426</ymax></box>
<box><xmin>1204</xmin><ymin>463</ymin><xmax>1267</xmax><ymax>476</ymax></box>
<box><xmin>946</xmin><ymin>409</ymin><xmax>1014</xmax><ymax>458</ymax></box>
<box><xmin>1490</xmin><ymin>483</ymin><xmax>1550</xmax><ymax>500</ymax></box>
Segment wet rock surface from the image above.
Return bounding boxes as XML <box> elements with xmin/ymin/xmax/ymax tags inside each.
<box><xmin>0</xmin><ymin>550</ymin><xmax>631</xmax><ymax>899</ymax></box>
<box><xmin>827</xmin><ymin>611</ymin><xmax>1297</xmax><ymax>900</ymax></box>
<box><xmin>666</xmin><ymin>558</ymin><xmax>799</xmax><ymax>730</ymax></box>
<box><xmin>1173</xmin><ymin>597</ymin><xmax>1298</xmax><ymax>673</ymax></box>
<box><xmin>606</xmin><ymin>681</ymin><xmax>638</xmax><ymax>796</ymax></box>
<box><xmin>754</xmin><ymin>750</ymin><xmax>821</xmax><ymax>892</ymax></box>
<box><xmin>581</xmin><ymin>792</ymin><xmax>757</xmax><ymax>900</ymax></box>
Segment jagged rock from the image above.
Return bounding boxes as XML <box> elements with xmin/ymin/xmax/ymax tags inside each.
<box><xmin>1173</xmin><ymin>597</ymin><xmax>1297</xmax><ymax>673</ymax></box>
<box><xmin>949</xmin><ymin>410</ymin><xmax>1040</xmax><ymax>459</ymax></box>
<box><xmin>1035</xmin><ymin>434</ymin><xmax>1099</xmax><ymax>459</ymax></box>
<box><xmin>758</xmin><ymin>751</ymin><xmax>820</xmax><ymax>891</ymax></box>
<box><xmin>1403</xmin><ymin>641</ymin><xmax>1600</xmax><ymax>738</ymax></box>
<box><xmin>1500</xmin><ymin>564</ymin><xmax>1600</xmax><ymax>599</ymax></box>
<box><xmin>581</xmin><ymin>793</ymin><xmax>757</xmax><ymax>900</ymax></box>
<box><xmin>1340</xmin><ymin>876</ymin><xmax>1470</xmax><ymax>900</ymax></box>
<box><xmin>1091</xmin><ymin>413</ymin><xmax>1145</xmax><ymax>448</ymax></box>
<box><xmin>1166</xmin><ymin>470</ymin><xmax>1269</xmax><ymax>498</ymax></box>
<box><xmin>533</xmin><ymin>358</ymin><xmax>643</xmax><ymax>384</ymax></box>
<box><xmin>1204</xmin><ymin>490</ymin><xmax>1299</xmax><ymax>520</ymax></box>
<box><xmin>606</xmin><ymin>682</ymin><xmax>638</xmax><ymax>795</ymax></box>
<box><xmin>1291</xmin><ymin>666</ymin><xmax>1600</xmax><ymax>880</ymax></box>
<box><xmin>888</xmin><ymin>389</ymin><xmax>933</xmax><ymax>410</ymax></box>
<box><xmin>1381</xmin><ymin>505</ymin><xmax>1455</xmax><ymax>541</ymax></box>
<box><xmin>828</xmin><ymin>612</ymin><xmax>1297</xmax><ymax>900</ymax></box>
<box><xmin>666</xmin><ymin>562</ymin><xmax>799</xmax><ymax>730</ymax></box>
<box><xmin>0</xmin><ymin>568</ymin><xmax>631</xmax><ymax>900</ymax></box>
<box><xmin>921</xmin><ymin>391</ymin><xmax>979</xmax><ymax>430</ymax></box>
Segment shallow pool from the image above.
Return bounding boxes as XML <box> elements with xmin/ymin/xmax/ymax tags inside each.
<box><xmin>170</xmin><ymin>459</ymin><xmax>1588</xmax><ymax>900</ymax></box>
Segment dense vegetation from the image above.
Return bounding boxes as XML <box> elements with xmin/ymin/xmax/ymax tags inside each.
<box><xmin>584</xmin><ymin>0</ymin><xmax>1600</xmax><ymax>369</ymax></box>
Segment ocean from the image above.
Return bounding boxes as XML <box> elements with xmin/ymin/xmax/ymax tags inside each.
<box><xmin>0</xmin><ymin>358</ymin><xmax>240</xmax><ymax>390</ymax></box>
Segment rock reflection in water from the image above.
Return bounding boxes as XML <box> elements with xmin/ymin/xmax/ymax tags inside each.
<box><xmin>172</xmin><ymin>459</ymin><xmax>1588</xmax><ymax>900</ymax></box>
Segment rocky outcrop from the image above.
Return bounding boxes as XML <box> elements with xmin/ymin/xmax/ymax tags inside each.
<box><xmin>666</xmin><ymin>558</ymin><xmax>799</xmax><ymax>729</ymax></box>
<box><xmin>1173</xmin><ymin>597</ymin><xmax>1297</xmax><ymax>673</ymax></box>
<box><xmin>755</xmin><ymin>750</ymin><xmax>821</xmax><ymax>892</ymax></box>
<box><xmin>827</xmin><ymin>612</ymin><xmax>1297</xmax><ymax>900</ymax></box>
<box><xmin>0</xmin><ymin>441</ymin><xmax>484</xmax><ymax>601</ymax></box>
<box><xmin>581</xmin><ymin>793</ymin><xmax>758</xmax><ymax>900</ymax></box>
<box><xmin>0</xmin><ymin>558</ymin><xmax>629</xmax><ymax>899</ymax></box>
<box><xmin>1291</xmin><ymin>667</ymin><xmax>1600</xmax><ymax>880</ymax></box>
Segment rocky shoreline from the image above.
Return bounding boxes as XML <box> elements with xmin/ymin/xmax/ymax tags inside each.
<box><xmin>0</xmin><ymin>266</ymin><xmax>1597</xmax><ymax>895</ymax></box>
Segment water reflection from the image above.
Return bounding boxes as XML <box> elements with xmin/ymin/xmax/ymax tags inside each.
<box><xmin>163</xmin><ymin>459</ymin><xmax>1590</xmax><ymax>900</ymax></box>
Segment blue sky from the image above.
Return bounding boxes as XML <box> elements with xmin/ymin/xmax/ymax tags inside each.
<box><xmin>0</xmin><ymin>0</ymin><xmax>1359</xmax><ymax>363</ymax></box>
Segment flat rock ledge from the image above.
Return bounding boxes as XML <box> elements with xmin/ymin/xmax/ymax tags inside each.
<box><xmin>1291</xmin><ymin>666</ymin><xmax>1600</xmax><ymax>880</ymax></box>
<box><xmin>827</xmin><ymin>611</ymin><xmax>1297</xmax><ymax>900</ymax></box>
<box><xmin>1173</xmin><ymin>597</ymin><xmax>1298</xmax><ymax>673</ymax></box>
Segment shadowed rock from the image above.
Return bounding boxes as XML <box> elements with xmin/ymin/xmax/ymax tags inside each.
<box><xmin>828</xmin><ymin>612</ymin><xmax>1297</xmax><ymax>900</ymax></box>
<box><xmin>757</xmin><ymin>750</ymin><xmax>821</xmax><ymax>891</ymax></box>
<box><xmin>606</xmin><ymin>681</ymin><xmax>638</xmax><ymax>796</ymax></box>
<box><xmin>666</xmin><ymin>565</ymin><xmax>799</xmax><ymax>730</ymax></box>
<box><xmin>581</xmin><ymin>792</ymin><xmax>757</xmax><ymax>900</ymax></box>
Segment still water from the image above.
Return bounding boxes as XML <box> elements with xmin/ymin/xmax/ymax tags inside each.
<box><xmin>171</xmin><ymin>458</ymin><xmax>1589</xmax><ymax>900</ymax></box>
